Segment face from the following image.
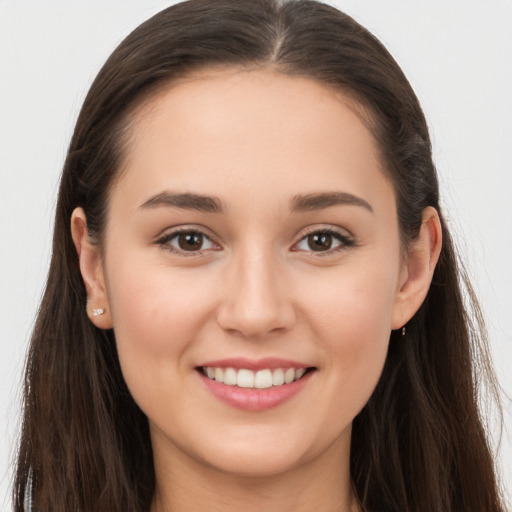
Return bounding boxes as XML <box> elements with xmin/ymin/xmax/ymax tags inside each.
<box><xmin>94</xmin><ymin>69</ymin><xmax>409</xmax><ymax>478</ymax></box>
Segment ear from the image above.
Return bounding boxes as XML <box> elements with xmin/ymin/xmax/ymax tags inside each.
<box><xmin>70</xmin><ymin>207</ymin><xmax>113</xmax><ymax>329</ymax></box>
<box><xmin>391</xmin><ymin>206</ymin><xmax>443</xmax><ymax>330</ymax></box>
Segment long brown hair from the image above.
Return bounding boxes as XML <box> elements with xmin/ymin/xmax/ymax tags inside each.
<box><xmin>14</xmin><ymin>1</ymin><xmax>505</xmax><ymax>510</ymax></box>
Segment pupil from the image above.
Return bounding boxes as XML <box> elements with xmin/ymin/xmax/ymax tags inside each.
<box><xmin>178</xmin><ymin>233</ymin><xmax>203</xmax><ymax>251</ymax></box>
<box><xmin>308</xmin><ymin>233</ymin><xmax>332</xmax><ymax>251</ymax></box>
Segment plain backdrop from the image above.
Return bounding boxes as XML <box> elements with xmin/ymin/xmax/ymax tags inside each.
<box><xmin>1</xmin><ymin>1</ymin><xmax>511</xmax><ymax>509</ymax></box>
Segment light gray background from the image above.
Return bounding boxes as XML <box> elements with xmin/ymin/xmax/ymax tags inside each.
<box><xmin>1</xmin><ymin>1</ymin><xmax>511</xmax><ymax>509</ymax></box>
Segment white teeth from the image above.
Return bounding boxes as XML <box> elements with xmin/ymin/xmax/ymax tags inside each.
<box><xmin>254</xmin><ymin>369</ymin><xmax>273</xmax><ymax>389</ymax></box>
<box><xmin>214</xmin><ymin>367</ymin><xmax>224</xmax><ymax>383</ymax></box>
<box><xmin>223</xmin><ymin>367</ymin><xmax>237</xmax><ymax>386</ymax></box>
<box><xmin>284</xmin><ymin>368</ymin><xmax>295</xmax><ymax>384</ymax></box>
<box><xmin>272</xmin><ymin>368</ymin><xmax>285</xmax><ymax>386</ymax></box>
<box><xmin>295</xmin><ymin>368</ymin><xmax>306</xmax><ymax>380</ymax></box>
<box><xmin>203</xmin><ymin>366</ymin><xmax>310</xmax><ymax>388</ymax></box>
<box><xmin>237</xmin><ymin>369</ymin><xmax>255</xmax><ymax>388</ymax></box>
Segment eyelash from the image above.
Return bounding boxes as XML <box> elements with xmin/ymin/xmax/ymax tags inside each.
<box><xmin>156</xmin><ymin>227</ymin><xmax>355</xmax><ymax>256</ymax></box>
<box><xmin>156</xmin><ymin>228</ymin><xmax>220</xmax><ymax>257</ymax></box>
<box><xmin>292</xmin><ymin>227</ymin><xmax>356</xmax><ymax>256</ymax></box>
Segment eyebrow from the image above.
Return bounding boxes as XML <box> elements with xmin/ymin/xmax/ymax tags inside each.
<box><xmin>139</xmin><ymin>190</ymin><xmax>373</xmax><ymax>215</ymax></box>
<box><xmin>290</xmin><ymin>192</ymin><xmax>373</xmax><ymax>213</ymax></box>
<box><xmin>139</xmin><ymin>192</ymin><xmax>223</xmax><ymax>213</ymax></box>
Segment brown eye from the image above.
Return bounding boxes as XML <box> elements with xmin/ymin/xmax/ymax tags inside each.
<box><xmin>177</xmin><ymin>232</ymin><xmax>204</xmax><ymax>251</ymax></box>
<box><xmin>307</xmin><ymin>233</ymin><xmax>333</xmax><ymax>251</ymax></box>
<box><xmin>159</xmin><ymin>230</ymin><xmax>217</xmax><ymax>254</ymax></box>
<box><xmin>294</xmin><ymin>229</ymin><xmax>352</xmax><ymax>254</ymax></box>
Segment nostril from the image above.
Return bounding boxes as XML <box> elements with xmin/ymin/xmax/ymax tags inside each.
<box><xmin>215</xmin><ymin>282</ymin><xmax>296</xmax><ymax>338</ymax></box>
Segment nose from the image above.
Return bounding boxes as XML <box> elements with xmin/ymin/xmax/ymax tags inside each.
<box><xmin>216</xmin><ymin>248</ymin><xmax>296</xmax><ymax>339</ymax></box>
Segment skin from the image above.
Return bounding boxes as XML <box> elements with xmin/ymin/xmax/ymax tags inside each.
<box><xmin>72</xmin><ymin>68</ymin><xmax>442</xmax><ymax>512</ymax></box>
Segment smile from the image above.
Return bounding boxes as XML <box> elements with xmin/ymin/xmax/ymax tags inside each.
<box><xmin>197</xmin><ymin>362</ymin><xmax>316</xmax><ymax>411</ymax></box>
<box><xmin>201</xmin><ymin>366</ymin><xmax>310</xmax><ymax>389</ymax></box>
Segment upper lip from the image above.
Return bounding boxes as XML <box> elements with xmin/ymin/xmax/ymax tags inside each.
<box><xmin>198</xmin><ymin>357</ymin><xmax>313</xmax><ymax>371</ymax></box>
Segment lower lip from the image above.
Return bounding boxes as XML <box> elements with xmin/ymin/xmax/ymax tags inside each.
<box><xmin>198</xmin><ymin>370</ymin><xmax>314</xmax><ymax>411</ymax></box>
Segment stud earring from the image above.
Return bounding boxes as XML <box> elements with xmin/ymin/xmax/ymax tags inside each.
<box><xmin>92</xmin><ymin>308</ymin><xmax>105</xmax><ymax>317</ymax></box>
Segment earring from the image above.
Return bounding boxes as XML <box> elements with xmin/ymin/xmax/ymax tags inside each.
<box><xmin>402</xmin><ymin>325</ymin><xmax>406</xmax><ymax>336</ymax></box>
<box><xmin>92</xmin><ymin>308</ymin><xmax>105</xmax><ymax>317</ymax></box>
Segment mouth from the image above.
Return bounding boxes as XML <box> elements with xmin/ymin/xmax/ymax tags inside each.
<box><xmin>198</xmin><ymin>366</ymin><xmax>316</xmax><ymax>389</ymax></box>
<box><xmin>196</xmin><ymin>361</ymin><xmax>317</xmax><ymax>411</ymax></box>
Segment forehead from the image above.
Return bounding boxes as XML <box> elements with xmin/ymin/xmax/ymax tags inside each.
<box><xmin>112</xmin><ymin>67</ymin><xmax>394</xmax><ymax>216</ymax></box>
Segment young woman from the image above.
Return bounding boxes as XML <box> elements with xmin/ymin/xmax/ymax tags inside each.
<box><xmin>13</xmin><ymin>1</ymin><xmax>506</xmax><ymax>511</ymax></box>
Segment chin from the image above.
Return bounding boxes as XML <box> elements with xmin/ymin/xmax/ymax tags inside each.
<box><xmin>182</xmin><ymin>423</ymin><xmax>348</xmax><ymax>480</ymax></box>
<box><xmin>202</xmin><ymin>447</ymin><xmax>308</xmax><ymax>479</ymax></box>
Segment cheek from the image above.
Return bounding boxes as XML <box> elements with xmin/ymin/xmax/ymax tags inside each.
<box><xmin>108</xmin><ymin>254</ymin><xmax>215</xmax><ymax>341</ymax></box>
<box><xmin>305</xmin><ymin>258</ymin><xmax>399</xmax><ymax>340</ymax></box>
<box><xmin>302</xmin><ymin>257</ymin><xmax>399</xmax><ymax>403</ymax></box>
<box><xmin>104</xmin><ymin>255</ymin><xmax>218</xmax><ymax>399</ymax></box>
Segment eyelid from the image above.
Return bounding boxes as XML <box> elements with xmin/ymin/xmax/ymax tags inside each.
<box><xmin>291</xmin><ymin>225</ymin><xmax>356</xmax><ymax>255</ymax></box>
<box><xmin>155</xmin><ymin>225</ymin><xmax>222</xmax><ymax>256</ymax></box>
<box><xmin>154</xmin><ymin>223</ymin><xmax>217</xmax><ymax>240</ymax></box>
<box><xmin>154</xmin><ymin>223</ymin><xmax>356</xmax><ymax>257</ymax></box>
